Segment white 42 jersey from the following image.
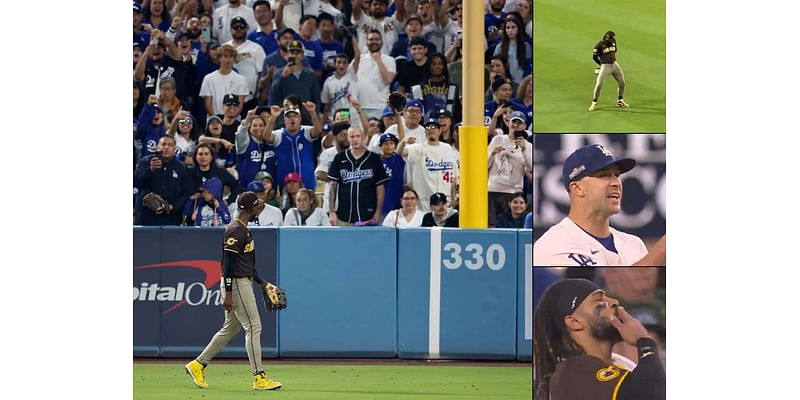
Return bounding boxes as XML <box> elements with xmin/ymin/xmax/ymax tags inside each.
<box><xmin>533</xmin><ymin>217</ymin><xmax>648</xmax><ymax>266</ymax></box>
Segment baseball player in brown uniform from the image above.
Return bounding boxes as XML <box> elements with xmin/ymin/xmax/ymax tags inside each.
<box><xmin>184</xmin><ymin>191</ymin><xmax>282</xmax><ymax>391</ymax></box>
<box><xmin>589</xmin><ymin>31</ymin><xmax>630</xmax><ymax>112</ymax></box>
<box><xmin>534</xmin><ymin>278</ymin><xmax>665</xmax><ymax>400</ymax></box>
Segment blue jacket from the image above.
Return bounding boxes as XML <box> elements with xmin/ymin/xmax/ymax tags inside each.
<box><xmin>137</xmin><ymin>104</ymin><xmax>166</xmax><ymax>156</ymax></box>
<box><xmin>188</xmin><ymin>177</ymin><xmax>231</xmax><ymax>226</ymax></box>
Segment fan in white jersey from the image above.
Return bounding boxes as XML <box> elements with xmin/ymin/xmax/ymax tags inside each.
<box><xmin>533</xmin><ymin>144</ymin><xmax>666</xmax><ymax>266</ymax></box>
<box><xmin>396</xmin><ymin>116</ymin><xmax>456</xmax><ymax>213</ymax></box>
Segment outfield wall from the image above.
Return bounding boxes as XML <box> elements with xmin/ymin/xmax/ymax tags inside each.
<box><xmin>133</xmin><ymin>227</ymin><xmax>532</xmax><ymax>361</ymax></box>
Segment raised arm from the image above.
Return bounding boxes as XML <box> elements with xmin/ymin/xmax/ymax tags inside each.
<box><xmin>262</xmin><ymin>105</ymin><xmax>284</xmax><ymax>144</ymax></box>
<box><xmin>303</xmin><ymin>101</ymin><xmax>322</xmax><ymax>138</ymax></box>
<box><xmin>436</xmin><ymin>0</ymin><xmax>450</xmax><ymax>28</ymax></box>
<box><xmin>352</xmin><ymin>0</ymin><xmax>364</xmax><ymax>22</ymax></box>
<box><xmin>275</xmin><ymin>0</ymin><xmax>290</xmax><ymax>30</ymax></box>
<box><xmin>135</xmin><ymin>36</ymin><xmax>157</xmax><ymax>82</ymax></box>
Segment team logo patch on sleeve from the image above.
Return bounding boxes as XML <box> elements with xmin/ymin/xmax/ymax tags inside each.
<box><xmin>595</xmin><ymin>366</ymin><xmax>620</xmax><ymax>382</ymax></box>
<box><xmin>226</xmin><ymin>237</ymin><xmax>238</xmax><ymax>246</ymax></box>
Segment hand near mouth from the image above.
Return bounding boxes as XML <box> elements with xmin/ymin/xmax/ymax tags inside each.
<box><xmin>608</xmin><ymin>306</ymin><xmax>648</xmax><ymax>346</ymax></box>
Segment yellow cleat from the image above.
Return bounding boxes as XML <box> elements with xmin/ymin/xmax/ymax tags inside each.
<box><xmin>184</xmin><ymin>360</ymin><xmax>208</xmax><ymax>389</ymax></box>
<box><xmin>253</xmin><ymin>372</ymin><xmax>282</xmax><ymax>390</ymax></box>
<box><xmin>589</xmin><ymin>102</ymin><xmax>599</xmax><ymax>112</ymax></box>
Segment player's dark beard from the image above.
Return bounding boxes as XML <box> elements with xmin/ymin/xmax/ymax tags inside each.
<box><xmin>590</xmin><ymin>317</ymin><xmax>622</xmax><ymax>343</ymax></box>
<box><xmin>280</xmin><ymin>45</ymin><xmax>288</xmax><ymax>52</ymax></box>
<box><xmin>188</xmin><ymin>29</ymin><xmax>201</xmax><ymax>39</ymax></box>
<box><xmin>491</xmin><ymin>4</ymin><xmax>504</xmax><ymax>12</ymax></box>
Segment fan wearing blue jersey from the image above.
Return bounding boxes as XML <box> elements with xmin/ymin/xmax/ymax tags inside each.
<box><xmin>262</xmin><ymin>103</ymin><xmax>322</xmax><ymax>192</ymax></box>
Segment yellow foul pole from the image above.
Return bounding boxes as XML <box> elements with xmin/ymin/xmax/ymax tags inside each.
<box><xmin>459</xmin><ymin>0</ymin><xmax>488</xmax><ymax>228</ymax></box>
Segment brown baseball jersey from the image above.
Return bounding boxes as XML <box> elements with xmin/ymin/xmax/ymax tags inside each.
<box><xmin>593</xmin><ymin>40</ymin><xmax>617</xmax><ymax>64</ymax></box>
<box><xmin>222</xmin><ymin>220</ymin><xmax>256</xmax><ymax>278</ymax></box>
<box><xmin>548</xmin><ymin>355</ymin><xmax>630</xmax><ymax>400</ymax></box>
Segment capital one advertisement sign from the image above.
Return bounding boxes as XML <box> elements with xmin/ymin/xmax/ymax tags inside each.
<box><xmin>133</xmin><ymin>227</ymin><xmax>278</xmax><ymax>357</ymax></box>
<box><xmin>533</xmin><ymin>134</ymin><xmax>666</xmax><ymax>241</ymax></box>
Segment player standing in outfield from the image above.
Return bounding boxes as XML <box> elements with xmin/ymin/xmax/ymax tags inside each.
<box><xmin>533</xmin><ymin>144</ymin><xmax>666</xmax><ymax>266</ymax></box>
<box><xmin>533</xmin><ymin>278</ymin><xmax>666</xmax><ymax>400</ymax></box>
<box><xmin>185</xmin><ymin>191</ymin><xmax>282</xmax><ymax>391</ymax></box>
<box><xmin>589</xmin><ymin>31</ymin><xmax>630</xmax><ymax>112</ymax></box>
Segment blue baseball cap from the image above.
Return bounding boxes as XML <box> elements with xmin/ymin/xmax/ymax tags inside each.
<box><xmin>562</xmin><ymin>144</ymin><xmax>636</xmax><ymax>191</ymax></box>
<box><xmin>509</xmin><ymin>110</ymin><xmax>526</xmax><ymax>123</ymax></box>
<box><xmin>247</xmin><ymin>180</ymin><xmax>266</xmax><ymax>192</ymax></box>
<box><xmin>405</xmin><ymin>99</ymin><xmax>424</xmax><ymax>113</ymax></box>
<box><xmin>423</xmin><ymin>117</ymin><xmax>440</xmax><ymax>128</ymax></box>
<box><xmin>382</xmin><ymin>106</ymin><xmax>394</xmax><ymax>118</ymax></box>
<box><xmin>379</xmin><ymin>133</ymin><xmax>399</xmax><ymax>145</ymax></box>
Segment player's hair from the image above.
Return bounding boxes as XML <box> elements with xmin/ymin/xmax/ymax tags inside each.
<box><xmin>499</xmin><ymin>16</ymin><xmax>527</xmax><ymax>69</ymax></box>
<box><xmin>367</xmin><ymin>29</ymin><xmax>383</xmax><ymax>39</ymax></box>
<box><xmin>508</xmin><ymin>192</ymin><xmax>527</xmax><ymax>204</ymax></box>
<box><xmin>533</xmin><ymin>284</ymin><xmax>585</xmax><ymax>399</ymax></box>
<box><xmin>219</xmin><ymin>44</ymin><xmax>238</xmax><ymax>58</ymax></box>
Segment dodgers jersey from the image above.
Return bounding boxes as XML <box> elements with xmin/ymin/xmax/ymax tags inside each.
<box><xmin>533</xmin><ymin>217</ymin><xmax>647</xmax><ymax>266</ymax></box>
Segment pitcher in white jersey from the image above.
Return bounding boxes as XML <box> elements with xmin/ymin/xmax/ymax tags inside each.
<box><xmin>533</xmin><ymin>144</ymin><xmax>666</xmax><ymax>266</ymax></box>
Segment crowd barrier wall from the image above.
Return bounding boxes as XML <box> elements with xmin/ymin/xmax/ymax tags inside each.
<box><xmin>133</xmin><ymin>227</ymin><xmax>532</xmax><ymax>360</ymax></box>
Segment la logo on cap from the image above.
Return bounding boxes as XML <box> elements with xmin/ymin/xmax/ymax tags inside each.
<box><xmin>595</xmin><ymin>145</ymin><xmax>613</xmax><ymax>157</ymax></box>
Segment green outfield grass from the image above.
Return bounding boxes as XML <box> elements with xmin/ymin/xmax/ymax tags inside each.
<box><xmin>134</xmin><ymin>362</ymin><xmax>532</xmax><ymax>399</ymax></box>
<box><xmin>534</xmin><ymin>0</ymin><xmax>666</xmax><ymax>132</ymax></box>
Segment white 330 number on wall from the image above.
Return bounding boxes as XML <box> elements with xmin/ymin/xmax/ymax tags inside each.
<box><xmin>442</xmin><ymin>243</ymin><xmax>506</xmax><ymax>271</ymax></box>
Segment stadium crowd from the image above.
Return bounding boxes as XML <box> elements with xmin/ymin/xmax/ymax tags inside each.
<box><xmin>133</xmin><ymin>0</ymin><xmax>533</xmax><ymax>228</ymax></box>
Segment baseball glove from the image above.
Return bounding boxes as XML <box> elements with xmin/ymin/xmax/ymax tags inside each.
<box><xmin>142</xmin><ymin>192</ymin><xmax>169</xmax><ymax>214</ymax></box>
<box><xmin>263</xmin><ymin>282</ymin><xmax>287</xmax><ymax>312</ymax></box>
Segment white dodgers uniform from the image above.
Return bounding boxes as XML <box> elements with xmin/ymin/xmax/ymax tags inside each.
<box><xmin>533</xmin><ymin>217</ymin><xmax>647</xmax><ymax>266</ymax></box>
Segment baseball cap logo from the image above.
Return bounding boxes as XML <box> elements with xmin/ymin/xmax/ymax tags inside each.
<box><xmin>569</xmin><ymin>165</ymin><xmax>586</xmax><ymax>180</ymax></box>
<box><xmin>595</xmin><ymin>144</ymin><xmax>613</xmax><ymax>157</ymax></box>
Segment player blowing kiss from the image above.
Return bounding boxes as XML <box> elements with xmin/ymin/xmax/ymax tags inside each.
<box><xmin>534</xmin><ymin>278</ymin><xmax>666</xmax><ymax>400</ymax></box>
<box><xmin>533</xmin><ymin>144</ymin><xmax>666</xmax><ymax>266</ymax></box>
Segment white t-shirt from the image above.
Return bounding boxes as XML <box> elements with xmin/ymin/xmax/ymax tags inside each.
<box><xmin>315</xmin><ymin>145</ymin><xmax>340</xmax><ymax>211</ymax></box>
<box><xmin>282</xmin><ymin>207</ymin><xmax>331</xmax><ymax>226</ymax></box>
<box><xmin>321</xmin><ymin>72</ymin><xmax>355</xmax><ymax>121</ymax></box>
<box><xmin>199</xmin><ymin>70</ymin><xmax>249</xmax><ymax>115</ymax></box>
<box><xmin>367</xmin><ymin>122</ymin><xmax>425</xmax><ymax>154</ymax></box>
<box><xmin>224</xmin><ymin>39</ymin><xmax>266</xmax><ymax>102</ymax></box>
<box><xmin>405</xmin><ymin>141</ymin><xmax>456</xmax><ymax>212</ymax></box>
<box><xmin>420</xmin><ymin>21</ymin><xmax>446</xmax><ymax>54</ymax></box>
<box><xmin>533</xmin><ymin>217</ymin><xmax>648</xmax><ymax>266</ymax></box>
<box><xmin>303</xmin><ymin>0</ymin><xmax>344</xmax><ymax>24</ymax></box>
<box><xmin>213</xmin><ymin>4</ymin><xmax>257</xmax><ymax>44</ymax></box>
<box><xmin>487</xmin><ymin>134</ymin><xmax>531</xmax><ymax>193</ymax></box>
<box><xmin>351</xmin><ymin>13</ymin><xmax>402</xmax><ymax>55</ymax></box>
<box><xmin>382</xmin><ymin>208</ymin><xmax>424</xmax><ymax>227</ymax></box>
<box><xmin>442</xmin><ymin>19</ymin><xmax>463</xmax><ymax>54</ymax></box>
<box><xmin>353</xmin><ymin>53</ymin><xmax>397</xmax><ymax>109</ymax></box>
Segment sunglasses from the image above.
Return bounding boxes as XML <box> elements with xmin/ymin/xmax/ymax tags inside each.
<box><xmin>179</xmin><ymin>119</ymin><xmax>193</xmax><ymax>124</ymax></box>
<box><xmin>231</xmin><ymin>24</ymin><xmax>247</xmax><ymax>30</ymax></box>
